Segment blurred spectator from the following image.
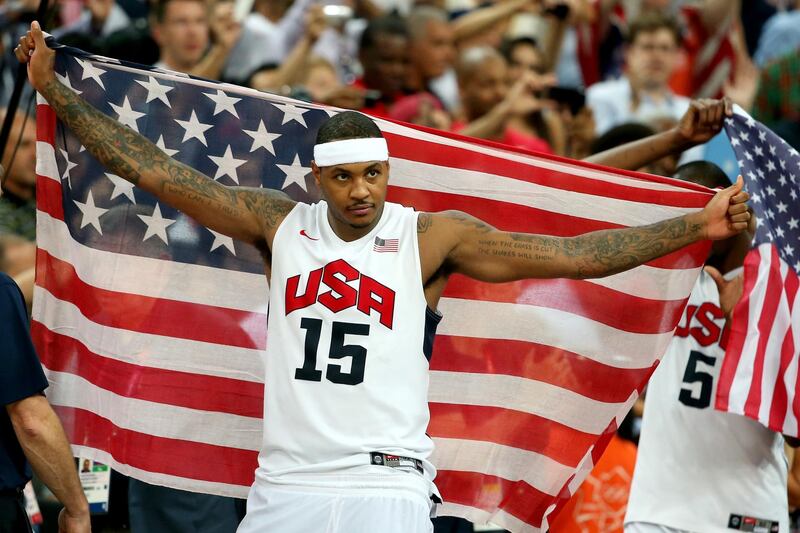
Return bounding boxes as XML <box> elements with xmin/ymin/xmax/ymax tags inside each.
<box><xmin>53</xmin><ymin>0</ymin><xmax>131</xmax><ymax>41</ymax></box>
<box><xmin>354</xmin><ymin>14</ymin><xmax>410</xmax><ymax>118</ymax></box>
<box><xmin>753</xmin><ymin>0</ymin><xmax>800</xmax><ymax>67</ymax></box>
<box><xmin>752</xmin><ymin>48</ymin><xmax>800</xmax><ymax>126</ymax></box>
<box><xmin>586</xmin><ymin>12</ymin><xmax>687</xmax><ymax>136</ymax></box>
<box><xmin>389</xmin><ymin>92</ymin><xmax>452</xmax><ymax>130</ymax></box>
<box><xmin>0</xmin><ymin>109</ymin><xmax>36</xmax><ymax>241</ymax></box>
<box><xmin>407</xmin><ymin>6</ymin><xmax>456</xmax><ymax>106</ymax></box>
<box><xmin>151</xmin><ymin>0</ymin><xmax>240</xmax><ymax>80</ymax></box>
<box><xmin>455</xmin><ymin>46</ymin><xmax>554</xmax><ymax>153</ymax></box>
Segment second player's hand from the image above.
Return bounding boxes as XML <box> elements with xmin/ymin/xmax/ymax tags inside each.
<box><xmin>704</xmin><ymin>265</ymin><xmax>743</xmax><ymax>320</ymax></box>
<box><xmin>698</xmin><ymin>175</ymin><xmax>751</xmax><ymax>241</ymax></box>
<box><xmin>675</xmin><ymin>98</ymin><xmax>733</xmax><ymax>146</ymax></box>
<box><xmin>14</xmin><ymin>21</ymin><xmax>55</xmax><ymax>93</ymax></box>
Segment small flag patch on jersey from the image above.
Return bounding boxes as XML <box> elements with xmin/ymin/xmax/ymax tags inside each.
<box><xmin>374</xmin><ymin>237</ymin><xmax>399</xmax><ymax>252</ymax></box>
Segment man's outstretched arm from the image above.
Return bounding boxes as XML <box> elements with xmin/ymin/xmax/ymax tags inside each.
<box><xmin>426</xmin><ymin>177</ymin><xmax>749</xmax><ymax>282</ymax></box>
<box><xmin>15</xmin><ymin>22</ymin><xmax>294</xmax><ymax>248</ymax></box>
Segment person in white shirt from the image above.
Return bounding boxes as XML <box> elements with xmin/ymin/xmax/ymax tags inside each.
<box><xmin>587</xmin><ymin>11</ymin><xmax>689</xmax><ymax>137</ymax></box>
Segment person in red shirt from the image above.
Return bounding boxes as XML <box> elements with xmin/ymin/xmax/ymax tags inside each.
<box><xmin>353</xmin><ymin>14</ymin><xmax>411</xmax><ymax>119</ymax></box>
<box><xmin>453</xmin><ymin>46</ymin><xmax>554</xmax><ymax>154</ymax></box>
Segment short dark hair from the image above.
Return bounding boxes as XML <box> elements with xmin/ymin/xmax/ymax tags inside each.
<box><xmin>359</xmin><ymin>14</ymin><xmax>409</xmax><ymax>51</ymax></box>
<box><xmin>626</xmin><ymin>12</ymin><xmax>681</xmax><ymax>47</ymax></box>
<box><xmin>315</xmin><ymin>111</ymin><xmax>383</xmax><ymax>145</ymax></box>
<box><xmin>152</xmin><ymin>0</ymin><xmax>206</xmax><ymax>24</ymax></box>
<box><xmin>590</xmin><ymin>122</ymin><xmax>655</xmax><ymax>154</ymax></box>
<box><xmin>499</xmin><ymin>36</ymin><xmax>539</xmax><ymax>63</ymax></box>
<box><xmin>673</xmin><ymin>161</ymin><xmax>730</xmax><ymax>189</ymax></box>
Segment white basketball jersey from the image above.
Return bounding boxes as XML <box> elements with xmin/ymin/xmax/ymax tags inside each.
<box><xmin>256</xmin><ymin>200</ymin><xmax>438</xmax><ymax>486</ymax></box>
<box><xmin>625</xmin><ymin>271</ymin><xmax>789</xmax><ymax>533</ymax></box>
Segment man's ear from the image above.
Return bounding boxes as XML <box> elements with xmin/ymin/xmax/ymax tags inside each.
<box><xmin>311</xmin><ymin>161</ymin><xmax>321</xmax><ymax>186</ymax></box>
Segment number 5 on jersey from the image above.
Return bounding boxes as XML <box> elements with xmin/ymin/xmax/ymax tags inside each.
<box><xmin>295</xmin><ymin>318</ymin><xmax>370</xmax><ymax>385</ymax></box>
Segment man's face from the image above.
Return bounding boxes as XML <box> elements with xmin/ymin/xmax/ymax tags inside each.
<box><xmin>460</xmin><ymin>56</ymin><xmax>507</xmax><ymax>120</ymax></box>
<box><xmin>411</xmin><ymin>20</ymin><xmax>455</xmax><ymax>81</ymax></box>
<box><xmin>154</xmin><ymin>0</ymin><xmax>209</xmax><ymax>70</ymax></box>
<box><xmin>361</xmin><ymin>33</ymin><xmax>410</xmax><ymax>96</ymax></box>
<box><xmin>626</xmin><ymin>28</ymin><xmax>679</xmax><ymax>89</ymax></box>
<box><xmin>1</xmin><ymin>115</ymin><xmax>37</xmax><ymax>193</ymax></box>
<box><xmin>313</xmin><ymin>160</ymin><xmax>389</xmax><ymax>231</ymax></box>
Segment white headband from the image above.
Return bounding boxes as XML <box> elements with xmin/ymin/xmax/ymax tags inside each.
<box><xmin>313</xmin><ymin>138</ymin><xmax>389</xmax><ymax>167</ymax></box>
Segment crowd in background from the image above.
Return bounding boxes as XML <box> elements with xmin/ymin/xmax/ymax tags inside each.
<box><xmin>1</xmin><ymin>0</ymin><xmax>800</xmax><ymax>531</ymax></box>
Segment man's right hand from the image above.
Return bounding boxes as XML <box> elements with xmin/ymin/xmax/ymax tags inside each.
<box><xmin>14</xmin><ymin>21</ymin><xmax>55</xmax><ymax>94</ymax></box>
<box><xmin>58</xmin><ymin>507</ymin><xmax>91</xmax><ymax>533</ymax></box>
<box><xmin>675</xmin><ymin>97</ymin><xmax>733</xmax><ymax>146</ymax></box>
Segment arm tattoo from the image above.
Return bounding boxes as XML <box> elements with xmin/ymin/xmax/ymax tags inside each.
<box><xmin>417</xmin><ymin>213</ymin><xmax>433</xmax><ymax>233</ymax></box>
<box><xmin>39</xmin><ymin>79</ymin><xmax>292</xmax><ymax>234</ymax></box>
<box><xmin>508</xmin><ymin>216</ymin><xmax>704</xmax><ymax>278</ymax></box>
<box><xmin>456</xmin><ymin>207</ymin><xmax>704</xmax><ymax>278</ymax></box>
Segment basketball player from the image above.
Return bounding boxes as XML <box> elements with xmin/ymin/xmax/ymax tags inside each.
<box><xmin>624</xmin><ymin>162</ymin><xmax>790</xmax><ymax>533</ymax></box>
<box><xmin>17</xmin><ymin>23</ymin><xmax>751</xmax><ymax>533</ymax></box>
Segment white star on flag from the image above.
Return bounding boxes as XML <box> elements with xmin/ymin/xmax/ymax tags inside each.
<box><xmin>277</xmin><ymin>154</ymin><xmax>310</xmax><ymax>191</ymax></box>
<box><xmin>208</xmin><ymin>145</ymin><xmax>247</xmax><ymax>183</ymax></box>
<box><xmin>56</xmin><ymin>72</ymin><xmax>82</xmax><ymax>95</ymax></box>
<box><xmin>106</xmin><ymin>173</ymin><xmax>136</xmax><ymax>203</ymax></box>
<box><xmin>136</xmin><ymin>76</ymin><xmax>173</xmax><ymax>106</ymax></box>
<box><xmin>137</xmin><ymin>203</ymin><xmax>176</xmax><ymax>244</ymax></box>
<box><xmin>155</xmin><ymin>135</ymin><xmax>179</xmax><ymax>157</ymax></box>
<box><xmin>272</xmin><ymin>102</ymin><xmax>310</xmax><ymax>127</ymax></box>
<box><xmin>243</xmin><ymin>120</ymin><xmax>281</xmax><ymax>154</ymax></box>
<box><xmin>789</xmin><ymin>218</ymin><xmax>799</xmax><ymax>230</ymax></box>
<box><xmin>204</xmin><ymin>90</ymin><xmax>241</xmax><ymax>117</ymax></box>
<box><xmin>176</xmin><ymin>111</ymin><xmax>213</xmax><ymax>146</ymax></box>
<box><xmin>59</xmin><ymin>149</ymin><xmax>78</xmax><ymax>189</ymax></box>
<box><xmin>110</xmin><ymin>97</ymin><xmax>145</xmax><ymax>132</ymax></box>
<box><xmin>73</xmin><ymin>190</ymin><xmax>108</xmax><ymax>234</ymax></box>
<box><xmin>208</xmin><ymin>229</ymin><xmax>236</xmax><ymax>254</ymax></box>
<box><xmin>76</xmin><ymin>57</ymin><xmax>106</xmax><ymax>90</ymax></box>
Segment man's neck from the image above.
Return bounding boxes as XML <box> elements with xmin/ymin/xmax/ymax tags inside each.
<box><xmin>406</xmin><ymin>68</ymin><xmax>427</xmax><ymax>93</ymax></box>
<box><xmin>326</xmin><ymin>206</ymin><xmax>383</xmax><ymax>242</ymax></box>
<box><xmin>159</xmin><ymin>55</ymin><xmax>194</xmax><ymax>74</ymax></box>
<box><xmin>628</xmin><ymin>77</ymin><xmax>671</xmax><ymax>107</ymax></box>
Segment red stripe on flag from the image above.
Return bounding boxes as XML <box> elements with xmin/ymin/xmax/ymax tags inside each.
<box><xmin>33</xmin><ymin>321</ymin><xmax>264</xmax><ymax>417</ymax></box>
<box><xmin>716</xmin><ymin>248</ymin><xmax>761</xmax><ymax>411</ymax></box>
<box><xmin>36</xmin><ymin>176</ymin><xmax>65</xmax><ymax>222</ymax></box>
<box><xmin>54</xmin><ymin>406</ymin><xmax>258</xmax><ymax>485</ymax></box>
<box><xmin>37</xmin><ymin>104</ymin><xmax>56</xmax><ymax>144</ymax></box>
<box><xmin>443</xmin><ymin>276</ymin><xmax>688</xmax><ymax>334</ymax></box>
<box><xmin>436</xmin><ymin>470</ymin><xmax>550</xmax><ymax>529</ymax></box>
<box><xmin>388</xmin><ymin>186</ymin><xmax>709</xmax><ymax>270</ymax></box>
<box><xmin>429</xmin><ymin>403</ymin><xmax>597</xmax><ymax>466</ymax></box>
<box><xmin>743</xmin><ymin>246</ymin><xmax>784</xmax><ymax>419</ymax></box>
<box><xmin>384</xmin><ymin>133</ymin><xmax>712</xmax><ymax>208</ymax></box>
<box><xmin>35</xmin><ymin>248</ymin><xmax>266</xmax><ymax>350</ymax></box>
<box><xmin>769</xmin><ymin>269</ymin><xmax>799</xmax><ymax>431</ymax></box>
<box><xmin>431</xmin><ymin>335</ymin><xmax>656</xmax><ymax>403</ymax></box>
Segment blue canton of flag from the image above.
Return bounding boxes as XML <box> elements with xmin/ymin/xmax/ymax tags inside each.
<box><xmin>724</xmin><ymin>111</ymin><xmax>800</xmax><ymax>273</ymax></box>
<box><xmin>51</xmin><ymin>45</ymin><xmax>334</xmax><ymax>274</ymax></box>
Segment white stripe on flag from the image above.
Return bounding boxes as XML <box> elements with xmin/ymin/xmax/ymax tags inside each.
<box><xmin>390</xmin><ymin>159</ymin><xmax>698</xmax><ymax>227</ymax></box>
<box><xmin>33</xmin><ymin>287</ymin><xmax>265</xmax><ymax>381</ymax></box>
<box><xmin>45</xmin><ymin>369</ymin><xmax>263</xmax><ymax>449</ymax></box>
<box><xmin>71</xmin><ymin>445</ymin><xmax>250</xmax><ymax>499</ymax></box>
<box><xmin>37</xmin><ymin>213</ymin><xmax>270</xmax><ymax>312</ymax></box>
<box><xmin>728</xmin><ymin>245</ymin><xmax>773</xmax><ymax>415</ymax></box>
<box><xmin>431</xmin><ymin>438</ymin><xmax>574</xmax><ymax>497</ymax></box>
<box><xmin>436</xmin><ymin>298</ymin><xmax>671</xmax><ymax>369</ymax></box>
<box><xmin>428</xmin><ymin>371</ymin><xmax>623</xmax><ymax>435</ymax></box>
<box><xmin>758</xmin><ymin>260</ymin><xmax>791</xmax><ymax>423</ymax></box>
<box><xmin>36</xmin><ymin>141</ymin><xmax>58</xmax><ymax>182</ymax></box>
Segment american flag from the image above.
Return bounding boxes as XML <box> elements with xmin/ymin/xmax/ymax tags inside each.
<box><xmin>34</xmin><ymin>45</ymin><xmax>712</xmax><ymax>532</ymax></box>
<box><xmin>716</xmin><ymin>109</ymin><xmax>800</xmax><ymax>438</ymax></box>
<box><xmin>373</xmin><ymin>236</ymin><xmax>399</xmax><ymax>252</ymax></box>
